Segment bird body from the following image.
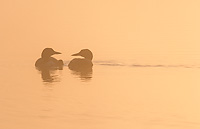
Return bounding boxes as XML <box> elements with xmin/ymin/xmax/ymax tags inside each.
<box><xmin>68</xmin><ymin>58</ymin><xmax>93</xmax><ymax>70</ymax></box>
<box><xmin>35</xmin><ymin>48</ymin><xmax>63</xmax><ymax>69</ymax></box>
<box><xmin>35</xmin><ymin>57</ymin><xmax>63</xmax><ymax>68</ymax></box>
<box><xmin>68</xmin><ymin>49</ymin><xmax>93</xmax><ymax>71</ymax></box>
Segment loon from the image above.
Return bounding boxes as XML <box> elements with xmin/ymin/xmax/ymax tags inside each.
<box><xmin>68</xmin><ymin>49</ymin><xmax>93</xmax><ymax>71</ymax></box>
<box><xmin>35</xmin><ymin>48</ymin><xmax>63</xmax><ymax>69</ymax></box>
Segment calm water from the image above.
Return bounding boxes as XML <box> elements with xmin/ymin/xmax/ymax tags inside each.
<box><xmin>1</xmin><ymin>1</ymin><xmax>200</xmax><ymax>128</ymax></box>
<box><xmin>0</xmin><ymin>57</ymin><xmax>200</xmax><ymax>129</ymax></box>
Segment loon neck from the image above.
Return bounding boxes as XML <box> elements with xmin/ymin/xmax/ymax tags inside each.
<box><xmin>41</xmin><ymin>56</ymin><xmax>51</xmax><ymax>61</ymax></box>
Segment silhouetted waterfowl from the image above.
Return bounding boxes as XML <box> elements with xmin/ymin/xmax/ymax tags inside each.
<box><xmin>68</xmin><ymin>49</ymin><xmax>93</xmax><ymax>71</ymax></box>
<box><xmin>35</xmin><ymin>48</ymin><xmax>63</xmax><ymax>69</ymax></box>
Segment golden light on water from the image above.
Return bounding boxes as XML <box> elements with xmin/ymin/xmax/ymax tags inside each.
<box><xmin>1</xmin><ymin>1</ymin><xmax>200</xmax><ymax>129</ymax></box>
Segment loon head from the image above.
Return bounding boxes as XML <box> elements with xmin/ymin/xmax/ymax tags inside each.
<box><xmin>71</xmin><ymin>49</ymin><xmax>93</xmax><ymax>60</ymax></box>
<box><xmin>41</xmin><ymin>48</ymin><xmax>61</xmax><ymax>59</ymax></box>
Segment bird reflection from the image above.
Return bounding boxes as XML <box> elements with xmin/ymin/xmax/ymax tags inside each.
<box><xmin>68</xmin><ymin>49</ymin><xmax>93</xmax><ymax>81</ymax></box>
<box><xmin>37</xmin><ymin>68</ymin><xmax>62</xmax><ymax>83</ymax></box>
<box><xmin>70</xmin><ymin>68</ymin><xmax>93</xmax><ymax>81</ymax></box>
<box><xmin>35</xmin><ymin>48</ymin><xmax>63</xmax><ymax>82</ymax></box>
<box><xmin>41</xmin><ymin>68</ymin><xmax>53</xmax><ymax>82</ymax></box>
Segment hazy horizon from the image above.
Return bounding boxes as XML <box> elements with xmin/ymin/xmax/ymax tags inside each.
<box><xmin>1</xmin><ymin>1</ymin><xmax>200</xmax><ymax>129</ymax></box>
<box><xmin>1</xmin><ymin>0</ymin><xmax>200</xmax><ymax>64</ymax></box>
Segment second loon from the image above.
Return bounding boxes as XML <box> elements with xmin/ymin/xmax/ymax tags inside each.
<box><xmin>68</xmin><ymin>49</ymin><xmax>93</xmax><ymax>71</ymax></box>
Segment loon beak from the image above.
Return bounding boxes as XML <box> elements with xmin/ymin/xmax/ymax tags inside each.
<box><xmin>54</xmin><ymin>51</ymin><xmax>62</xmax><ymax>54</ymax></box>
<box><xmin>71</xmin><ymin>52</ymin><xmax>80</xmax><ymax>56</ymax></box>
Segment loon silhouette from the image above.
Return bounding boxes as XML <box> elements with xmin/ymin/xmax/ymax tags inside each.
<box><xmin>35</xmin><ymin>48</ymin><xmax>63</xmax><ymax>69</ymax></box>
<box><xmin>68</xmin><ymin>49</ymin><xmax>93</xmax><ymax>71</ymax></box>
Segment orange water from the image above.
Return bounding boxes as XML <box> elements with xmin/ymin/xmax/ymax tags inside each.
<box><xmin>0</xmin><ymin>60</ymin><xmax>200</xmax><ymax>129</ymax></box>
<box><xmin>1</xmin><ymin>0</ymin><xmax>200</xmax><ymax>128</ymax></box>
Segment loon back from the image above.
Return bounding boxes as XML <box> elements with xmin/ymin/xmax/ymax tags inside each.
<box><xmin>35</xmin><ymin>57</ymin><xmax>63</xmax><ymax>69</ymax></box>
<box><xmin>68</xmin><ymin>58</ymin><xmax>93</xmax><ymax>71</ymax></box>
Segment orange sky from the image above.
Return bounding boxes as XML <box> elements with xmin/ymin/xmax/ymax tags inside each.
<box><xmin>0</xmin><ymin>0</ymin><xmax>200</xmax><ymax>62</ymax></box>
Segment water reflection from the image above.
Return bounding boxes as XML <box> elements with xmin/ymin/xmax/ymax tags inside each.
<box><xmin>70</xmin><ymin>68</ymin><xmax>93</xmax><ymax>81</ymax></box>
<box><xmin>68</xmin><ymin>49</ymin><xmax>93</xmax><ymax>81</ymax></box>
<box><xmin>35</xmin><ymin>48</ymin><xmax>64</xmax><ymax>83</ymax></box>
<box><xmin>36</xmin><ymin>67</ymin><xmax>63</xmax><ymax>83</ymax></box>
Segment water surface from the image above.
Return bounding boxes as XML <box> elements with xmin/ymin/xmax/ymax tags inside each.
<box><xmin>1</xmin><ymin>0</ymin><xmax>200</xmax><ymax>128</ymax></box>
<box><xmin>0</xmin><ymin>59</ymin><xmax>200</xmax><ymax>129</ymax></box>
